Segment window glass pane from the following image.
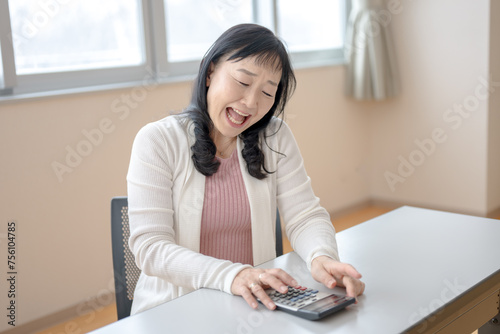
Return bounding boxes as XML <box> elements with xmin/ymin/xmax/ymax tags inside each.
<box><xmin>164</xmin><ymin>0</ymin><xmax>254</xmax><ymax>62</ymax></box>
<box><xmin>277</xmin><ymin>0</ymin><xmax>344</xmax><ymax>53</ymax></box>
<box><xmin>8</xmin><ymin>0</ymin><xmax>145</xmax><ymax>75</ymax></box>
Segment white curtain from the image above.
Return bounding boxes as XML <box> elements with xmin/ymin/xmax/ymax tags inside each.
<box><xmin>344</xmin><ymin>0</ymin><xmax>400</xmax><ymax>100</ymax></box>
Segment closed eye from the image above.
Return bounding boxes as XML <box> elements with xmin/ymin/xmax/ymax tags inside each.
<box><xmin>234</xmin><ymin>77</ymin><xmax>273</xmax><ymax>97</ymax></box>
<box><xmin>238</xmin><ymin>80</ymin><xmax>249</xmax><ymax>87</ymax></box>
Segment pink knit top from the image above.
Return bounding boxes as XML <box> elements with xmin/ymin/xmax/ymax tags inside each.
<box><xmin>200</xmin><ymin>152</ymin><xmax>253</xmax><ymax>265</ymax></box>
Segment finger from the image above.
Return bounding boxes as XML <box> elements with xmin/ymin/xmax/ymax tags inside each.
<box><xmin>264</xmin><ymin>269</ymin><xmax>299</xmax><ymax>289</ymax></box>
<box><xmin>343</xmin><ymin>276</ymin><xmax>365</xmax><ymax>298</ymax></box>
<box><xmin>240</xmin><ymin>286</ymin><xmax>259</xmax><ymax>309</ymax></box>
<box><xmin>355</xmin><ymin>280</ymin><xmax>365</xmax><ymax>296</ymax></box>
<box><xmin>324</xmin><ymin>262</ymin><xmax>362</xmax><ymax>283</ymax></box>
<box><xmin>344</xmin><ymin>277</ymin><xmax>356</xmax><ymax>297</ymax></box>
<box><xmin>312</xmin><ymin>266</ymin><xmax>337</xmax><ymax>289</ymax></box>
<box><xmin>250</xmin><ymin>283</ymin><xmax>276</xmax><ymax>310</ymax></box>
<box><xmin>340</xmin><ymin>264</ymin><xmax>362</xmax><ymax>279</ymax></box>
<box><xmin>258</xmin><ymin>272</ymin><xmax>289</xmax><ymax>294</ymax></box>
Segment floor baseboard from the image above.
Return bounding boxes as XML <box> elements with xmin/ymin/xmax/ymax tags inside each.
<box><xmin>487</xmin><ymin>205</ymin><xmax>500</xmax><ymax>219</ymax></box>
<box><xmin>369</xmin><ymin>198</ymin><xmax>496</xmax><ymax>218</ymax></box>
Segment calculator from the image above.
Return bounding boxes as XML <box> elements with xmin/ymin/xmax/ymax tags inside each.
<box><xmin>262</xmin><ymin>286</ymin><xmax>355</xmax><ymax>320</ymax></box>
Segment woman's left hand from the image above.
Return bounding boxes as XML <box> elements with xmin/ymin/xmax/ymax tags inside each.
<box><xmin>311</xmin><ymin>256</ymin><xmax>365</xmax><ymax>298</ymax></box>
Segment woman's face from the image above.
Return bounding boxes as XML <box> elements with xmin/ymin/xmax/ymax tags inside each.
<box><xmin>206</xmin><ymin>55</ymin><xmax>282</xmax><ymax>142</ymax></box>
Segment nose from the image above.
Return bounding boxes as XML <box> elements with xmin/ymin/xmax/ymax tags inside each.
<box><xmin>241</xmin><ymin>89</ymin><xmax>258</xmax><ymax>110</ymax></box>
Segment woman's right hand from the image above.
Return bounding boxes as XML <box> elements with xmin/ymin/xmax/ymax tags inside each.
<box><xmin>231</xmin><ymin>268</ymin><xmax>299</xmax><ymax>310</ymax></box>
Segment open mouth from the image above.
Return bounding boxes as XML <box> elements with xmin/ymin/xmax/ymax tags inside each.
<box><xmin>226</xmin><ymin>107</ymin><xmax>250</xmax><ymax>126</ymax></box>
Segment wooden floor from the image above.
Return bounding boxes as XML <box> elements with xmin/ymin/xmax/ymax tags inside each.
<box><xmin>37</xmin><ymin>206</ymin><xmax>496</xmax><ymax>334</ymax></box>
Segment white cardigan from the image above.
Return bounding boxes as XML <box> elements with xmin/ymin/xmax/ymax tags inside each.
<box><xmin>127</xmin><ymin>115</ymin><xmax>339</xmax><ymax>314</ymax></box>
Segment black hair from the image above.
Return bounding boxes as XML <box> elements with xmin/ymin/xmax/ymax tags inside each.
<box><xmin>184</xmin><ymin>23</ymin><xmax>296</xmax><ymax>179</ymax></box>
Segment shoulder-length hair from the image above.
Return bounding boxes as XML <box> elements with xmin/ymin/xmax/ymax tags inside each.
<box><xmin>185</xmin><ymin>23</ymin><xmax>296</xmax><ymax>179</ymax></box>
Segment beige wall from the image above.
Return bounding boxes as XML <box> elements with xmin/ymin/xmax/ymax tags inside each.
<box><xmin>487</xmin><ymin>0</ymin><xmax>500</xmax><ymax>213</ymax></box>
<box><xmin>286</xmin><ymin>66</ymin><xmax>371</xmax><ymax>213</ymax></box>
<box><xmin>1</xmin><ymin>0</ymin><xmax>499</xmax><ymax>330</ymax></box>
<box><xmin>365</xmin><ymin>0</ymin><xmax>494</xmax><ymax>216</ymax></box>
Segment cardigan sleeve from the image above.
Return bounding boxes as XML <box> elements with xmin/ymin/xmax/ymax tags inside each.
<box><xmin>127</xmin><ymin>120</ymin><xmax>251</xmax><ymax>295</ymax></box>
<box><xmin>273</xmin><ymin>121</ymin><xmax>340</xmax><ymax>270</ymax></box>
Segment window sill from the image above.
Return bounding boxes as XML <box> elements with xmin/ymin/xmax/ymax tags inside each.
<box><xmin>0</xmin><ymin>59</ymin><xmax>347</xmax><ymax>105</ymax></box>
<box><xmin>0</xmin><ymin>73</ymin><xmax>196</xmax><ymax>105</ymax></box>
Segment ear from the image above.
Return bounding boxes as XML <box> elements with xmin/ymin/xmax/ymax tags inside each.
<box><xmin>206</xmin><ymin>62</ymin><xmax>215</xmax><ymax>87</ymax></box>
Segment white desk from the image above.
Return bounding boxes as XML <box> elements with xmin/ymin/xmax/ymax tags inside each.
<box><xmin>92</xmin><ymin>206</ymin><xmax>500</xmax><ymax>333</ymax></box>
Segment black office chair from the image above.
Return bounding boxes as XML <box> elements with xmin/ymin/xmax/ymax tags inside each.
<box><xmin>275</xmin><ymin>211</ymin><xmax>283</xmax><ymax>257</ymax></box>
<box><xmin>111</xmin><ymin>196</ymin><xmax>283</xmax><ymax>320</ymax></box>
<box><xmin>111</xmin><ymin>197</ymin><xmax>141</xmax><ymax>320</ymax></box>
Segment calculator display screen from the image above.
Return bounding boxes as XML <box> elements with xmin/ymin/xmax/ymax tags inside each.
<box><xmin>301</xmin><ymin>296</ymin><xmax>346</xmax><ymax>313</ymax></box>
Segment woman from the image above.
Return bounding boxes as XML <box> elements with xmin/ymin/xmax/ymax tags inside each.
<box><xmin>127</xmin><ymin>23</ymin><xmax>364</xmax><ymax>315</ymax></box>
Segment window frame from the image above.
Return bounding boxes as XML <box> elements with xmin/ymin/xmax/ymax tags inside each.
<box><xmin>0</xmin><ymin>0</ymin><xmax>350</xmax><ymax>101</ymax></box>
<box><xmin>0</xmin><ymin>0</ymin><xmax>17</xmax><ymax>95</ymax></box>
<box><xmin>4</xmin><ymin>0</ymin><xmax>156</xmax><ymax>96</ymax></box>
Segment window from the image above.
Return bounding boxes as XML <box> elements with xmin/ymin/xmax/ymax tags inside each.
<box><xmin>277</xmin><ymin>0</ymin><xmax>346</xmax><ymax>67</ymax></box>
<box><xmin>164</xmin><ymin>0</ymin><xmax>255</xmax><ymax>63</ymax></box>
<box><xmin>4</xmin><ymin>0</ymin><xmax>148</xmax><ymax>95</ymax></box>
<box><xmin>277</xmin><ymin>0</ymin><xmax>345</xmax><ymax>52</ymax></box>
<box><xmin>0</xmin><ymin>0</ymin><xmax>349</xmax><ymax>99</ymax></box>
<box><xmin>9</xmin><ymin>0</ymin><xmax>145</xmax><ymax>74</ymax></box>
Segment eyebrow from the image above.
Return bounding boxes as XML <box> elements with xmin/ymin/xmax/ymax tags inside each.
<box><xmin>237</xmin><ymin>68</ymin><xmax>279</xmax><ymax>87</ymax></box>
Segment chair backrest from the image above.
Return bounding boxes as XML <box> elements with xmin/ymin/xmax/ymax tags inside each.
<box><xmin>275</xmin><ymin>211</ymin><xmax>283</xmax><ymax>257</ymax></box>
<box><xmin>110</xmin><ymin>196</ymin><xmax>283</xmax><ymax>319</ymax></box>
<box><xmin>110</xmin><ymin>197</ymin><xmax>141</xmax><ymax>320</ymax></box>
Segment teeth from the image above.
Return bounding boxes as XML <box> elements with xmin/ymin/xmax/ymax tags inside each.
<box><xmin>226</xmin><ymin>107</ymin><xmax>249</xmax><ymax>125</ymax></box>
<box><xmin>233</xmin><ymin>108</ymin><xmax>250</xmax><ymax>117</ymax></box>
<box><xmin>227</xmin><ymin>110</ymin><xmax>244</xmax><ymax>125</ymax></box>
